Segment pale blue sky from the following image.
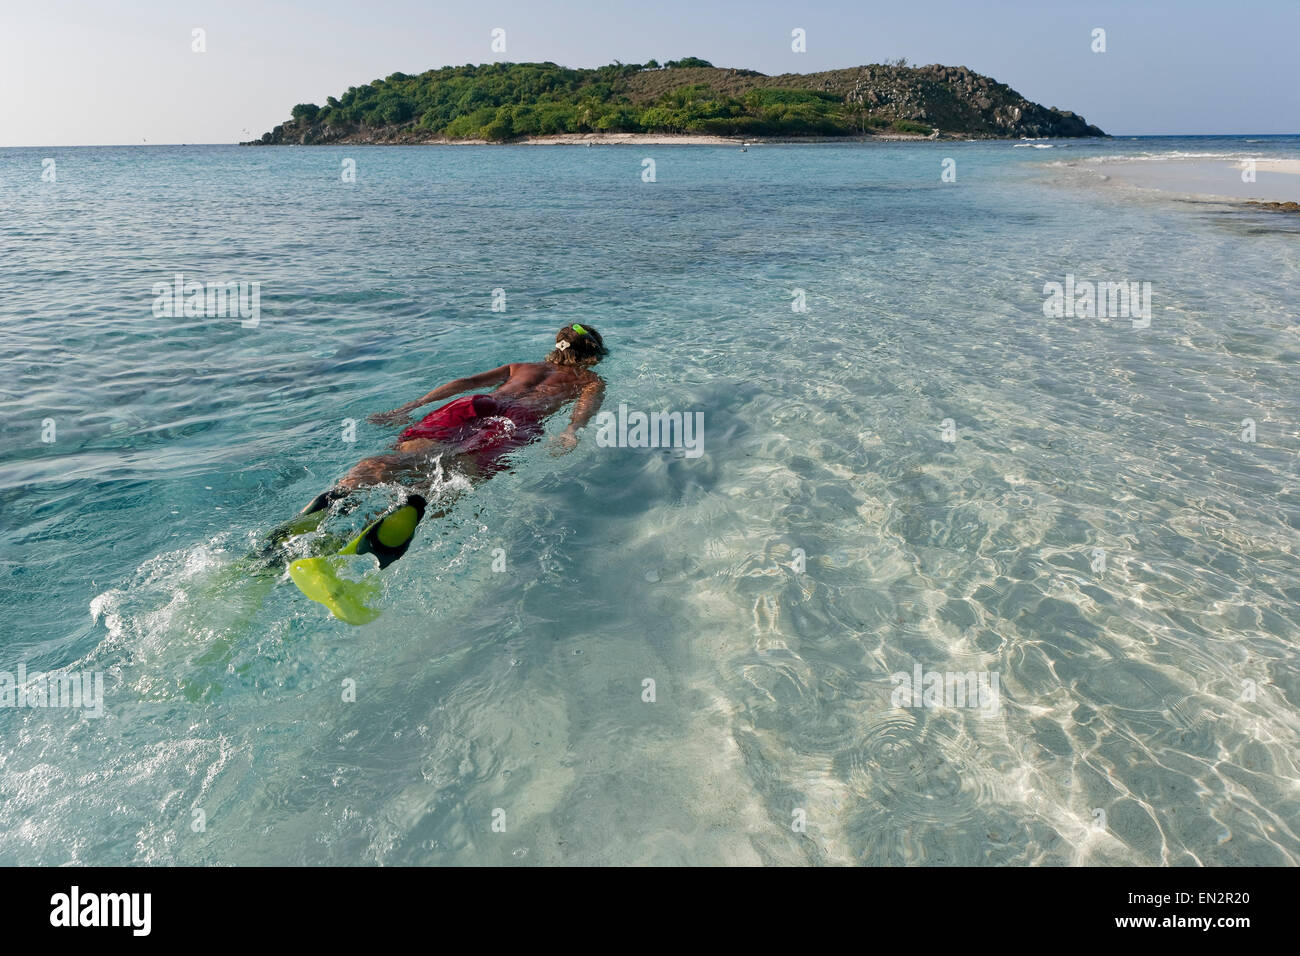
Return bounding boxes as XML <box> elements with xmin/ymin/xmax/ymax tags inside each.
<box><xmin>2</xmin><ymin>0</ymin><xmax>1296</xmax><ymax>146</ymax></box>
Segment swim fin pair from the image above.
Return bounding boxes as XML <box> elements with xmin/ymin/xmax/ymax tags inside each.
<box><xmin>288</xmin><ymin>495</ymin><xmax>426</xmax><ymax>625</ymax></box>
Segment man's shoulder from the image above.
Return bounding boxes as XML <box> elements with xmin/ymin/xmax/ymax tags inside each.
<box><xmin>501</xmin><ymin>361</ymin><xmax>554</xmax><ymax>382</ymax></box>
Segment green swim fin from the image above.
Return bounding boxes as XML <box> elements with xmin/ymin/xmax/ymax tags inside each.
<box><xmin>289</xmin><ymin>556</ymin><xmax>384</xmax><ymax>625</ymax></box>
<box><xmin>339</xmin><ymin>495</ymin><xmax>426</xmax><ymax>569</ymax></box>
<box><xmin>289</xmin><ymin>495</ymin><xmax>426</xmax><ymax>625</ymax></box>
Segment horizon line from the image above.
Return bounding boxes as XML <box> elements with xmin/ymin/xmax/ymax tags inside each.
<box><xmin>4</xmin><ymin>133</ymin><xmax>1299</xmax><ymax>149</ymax></box>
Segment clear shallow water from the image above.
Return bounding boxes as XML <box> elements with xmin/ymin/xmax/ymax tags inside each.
<box><xmin>0</xmin><ymin>136</ymin><xmax>1297</xmax><ymax>865</ymax></box>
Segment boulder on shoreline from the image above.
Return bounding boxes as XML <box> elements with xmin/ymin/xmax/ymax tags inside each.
<box><xmin>1245</xmin><ymin>200</ymin><xmax>1300</xmax><ymax>213</ymax></box>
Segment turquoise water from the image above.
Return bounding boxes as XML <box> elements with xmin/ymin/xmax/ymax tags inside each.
<box><xmin>1</xmin><ymin>137</ymin><xmax>1297</xmax><ymax>865</ymax></box>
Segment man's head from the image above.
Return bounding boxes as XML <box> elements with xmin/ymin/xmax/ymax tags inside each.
<box><xmin>546</xmin><ymin>324</ymin><xmax>607</xmax><ymax>367</ymax></box>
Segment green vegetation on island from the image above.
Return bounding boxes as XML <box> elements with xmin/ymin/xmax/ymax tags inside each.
<box><xmin>251</xmin><ymin>59</ymin><xmax>1105</xmax><ymax>144</ymax></box>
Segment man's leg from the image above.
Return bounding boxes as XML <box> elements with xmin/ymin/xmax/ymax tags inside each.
<box><xmin>271</xmin><ymin>451</ymin><xmax>432</xmax><ymax>551</ymax></box>
<box><xmin>305</xmin><ymin>445</ymin><xmax>440</xmax><ymax>511</ymax></box>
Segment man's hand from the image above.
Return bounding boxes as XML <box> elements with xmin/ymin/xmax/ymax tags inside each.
<box><xmin>368</xmin><ymin>408</ymin><xmax>411</xmax><ymax>426</ymax></box>
<box><xmin>548</xmin><ymin>430</ymin><xmax>580</xmax><ymax>456</ymax></box>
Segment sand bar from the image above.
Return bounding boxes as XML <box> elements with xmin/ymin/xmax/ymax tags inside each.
<box><xmin>1082</xmin><ymin>156</ymin><xmax>1300</xmax><ymax>204</ymax></box>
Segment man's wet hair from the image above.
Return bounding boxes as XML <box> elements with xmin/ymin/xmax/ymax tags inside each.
<box><xmin>546</xmin><ymin>324</ymin><xmax>607</xmax><ymax>367</ymax></box>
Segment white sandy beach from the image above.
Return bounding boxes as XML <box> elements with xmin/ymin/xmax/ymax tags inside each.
<box><xmin>299</xmin><ymin>131</ymin><xmax>938</xmax><ymax>147</ymax></box>
<box><xmin>1078</xmin><ymin>155</ymin><xmax>1300</xmax><ymax>205</ymax></box>
<box><xmin>519</xmin><ymin>132</ymin><xmax>748</xmax><ymax>145</ymax></box>
<box><xmin>515</xmin><ymin>131</ymin><xmax>935</xmax><ymax>145</ymax></box>
<box><xmin>1240</xmin><ymin>158</ymin><xmax>1300</xmax><ymax>175</ymax></box>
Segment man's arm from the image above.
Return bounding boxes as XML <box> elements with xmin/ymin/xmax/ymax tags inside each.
<box><xmin>368</xmin><ymin>365</ymin><xmax>512</xmax><ymax>425</ymax></box>
<box><xmin>552</xmin><ymin>378</ymin><xmax>605</xmax><ymax>453</ymax></box>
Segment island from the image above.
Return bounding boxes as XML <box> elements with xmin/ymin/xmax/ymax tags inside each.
<box><xmin>246</xmin><ymin>58</ymin><xmax>1106</xmax><ymax>145</ymax></box>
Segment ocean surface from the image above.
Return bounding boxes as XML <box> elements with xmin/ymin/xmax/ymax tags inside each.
<box><xmin>0</xmin><ymin>135</ymin><xmax>1297</xmax><ymax>865</ymax></box>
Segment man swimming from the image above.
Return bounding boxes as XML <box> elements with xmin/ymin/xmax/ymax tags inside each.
<box><xmin>269</xmin><ymin>325</ymin><xmax>606</xmax><ymax>622</ymax></box>
<box><xmin>297</xmin><ymin>323</ymin><xmax>607</xmax><ymax>515</ymax></box>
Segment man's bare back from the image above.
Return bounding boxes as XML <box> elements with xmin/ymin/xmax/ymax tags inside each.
<box><xmin>490</xmin><ymin>361</ymin><xmax>602</xmax><ymax>412</ymax></box>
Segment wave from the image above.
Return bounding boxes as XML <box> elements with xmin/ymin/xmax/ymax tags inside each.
<box><xmin>1056</xmin><ymin>150</ymin><xmax>1298</xmax><ymax>165</ymax></box>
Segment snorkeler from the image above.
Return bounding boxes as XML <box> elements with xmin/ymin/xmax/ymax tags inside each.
<box><xmin>360</xmin><ymin>322</ymin><xmax>605</xmax><ymax>485</ymax></box>
<box><xmin>280</xmin><ymin>323</ymin><xmax>607</xmax><ymax>547</ymax></box>
<box><xmin>267</xmin><ymin>324</ymin><xmax>607</xmax><ymax>623</ymax></box>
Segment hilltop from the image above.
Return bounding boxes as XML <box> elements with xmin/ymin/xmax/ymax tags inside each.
<box><xmin>248</xmin><ymin>58</ymin><xmax>1105</xmax><ymax>145</ymax></box>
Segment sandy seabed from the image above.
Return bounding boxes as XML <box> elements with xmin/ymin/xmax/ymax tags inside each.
<box><xmin>1078</xmin><ymin>156</ymin><xmax>1300</xmax><ymax>205</ymax></box>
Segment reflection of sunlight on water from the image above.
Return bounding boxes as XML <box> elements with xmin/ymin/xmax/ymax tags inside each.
<box><xmin>676</xmin><ymin>277</ymin><xmax>1300</xmax><ymax>863</ymax></box>
<box><xmin>1</xmin><ymin>141</ymin><xmax>1298</xmax><ymax>864</ymax></box>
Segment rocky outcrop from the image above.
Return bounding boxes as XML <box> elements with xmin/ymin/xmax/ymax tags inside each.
<box><xmin>1245</xmin><ymin>201</ymin><xmax>1300</xmax><ymax>213</ymax></box>
<box><xmin>739</xmin><ymin>64</ymin><xmax>1104</xmax><ymax>138</ymax></box>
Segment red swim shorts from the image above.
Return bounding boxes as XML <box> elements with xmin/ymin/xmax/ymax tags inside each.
<box><xmin>398</xmin><ymin>395</ymin><xmax>543</xmax><ymax>470</ymax></box>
